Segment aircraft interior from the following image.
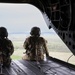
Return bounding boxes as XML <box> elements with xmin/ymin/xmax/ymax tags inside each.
<box><xmin>0</xmin><ymin>0</ymin><xmax>75</xmax><ymax>75</ymax></box>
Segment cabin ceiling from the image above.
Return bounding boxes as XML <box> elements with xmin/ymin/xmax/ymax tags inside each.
<box><xmin>0</xmin><ymin>0</ymin><xmax>75</xmax><ymax>55</ymax></box>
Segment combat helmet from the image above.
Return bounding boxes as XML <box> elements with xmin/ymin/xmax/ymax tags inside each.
<box><xmin>0</xmin><ymin>27</ymin><xmax>8</xmax><ymax>38</ymax></box>
<box><xmin>30</xmin><ymin>27</ymin><xmax>41</xmax><ymax>37</ymax></box>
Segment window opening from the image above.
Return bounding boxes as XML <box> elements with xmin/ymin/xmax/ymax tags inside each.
<box><xmin>0</xmin><ymin>3</ymin><xmax>75</xmax><ymax>65</ymax></box>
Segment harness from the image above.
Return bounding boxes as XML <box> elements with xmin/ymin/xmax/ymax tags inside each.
<box><xmin>26</xmin><ymin>36</ymin><xmax>44</xmax><ymax>61</ymax></box>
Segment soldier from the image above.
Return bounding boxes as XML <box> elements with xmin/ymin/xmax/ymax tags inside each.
<box><xmin>22</xmin><ymin>26</ymin><xmax>49</xmax><ymax>61</ymax></box>
<box><xmin>0</xmin><ymin>27</ymin><xmax>14</xmax><ymax>67</ymax></box>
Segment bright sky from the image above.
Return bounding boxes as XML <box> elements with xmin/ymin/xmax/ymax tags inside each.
<box><xmin>0</xmin><ymin>3</ymin><xmax>54</xmax><ymax>34</ymax></box>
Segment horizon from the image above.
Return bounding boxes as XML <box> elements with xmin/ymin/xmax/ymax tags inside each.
<box><xmin>8</xmin><ymin>28</ymin><xmax>55</xmax><ymax>34</ymax></box>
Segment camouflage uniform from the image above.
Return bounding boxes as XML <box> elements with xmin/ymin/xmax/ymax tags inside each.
<box><xmin>0</xmin><ymin>27</ymin><xmax>14</xmax><ymax>67</ymax></box>
<box><xmin>0</xmin><ymin>38</ymin><xmax>14</xmax><ymax>67</ymax></box>
<box><xmin>23</xmin><ymin>36</ymin><xmax>49</xmax><ymax>61</ymax></box>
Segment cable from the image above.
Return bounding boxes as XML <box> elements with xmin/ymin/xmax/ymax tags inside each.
<box><xmin>38</xmin><ymin>60</ymin><xmax>62</xmax><ymax>75</ymax></box>
<box><xmin>44</xmin><ymin>54</ymin><xmax>74</xmax><ymax>75</ymax></box>
<box><xmin>44</xmin><ymin>65</ymin><xmax>62</xmax><ymax>75</ymax></box>
<box><xmin>37</xmin><ymin>0</ymin><xmax>45</xmax><ymax>12</ymax></box>
<box><xmin>67</xmin><ymin>54</ymin><xmax>74</xmax><ymax>63</ymax></box>
<box><xmin>66</xmin><ymin>54</ymin><xmax>74</xmax><ymax>75</ymax></box>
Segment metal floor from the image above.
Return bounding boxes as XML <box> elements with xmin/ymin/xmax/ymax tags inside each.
<box><xmin>0</xmin><ymin>59</ymin><xmax>75</xmax><ymax>75</ymax></box>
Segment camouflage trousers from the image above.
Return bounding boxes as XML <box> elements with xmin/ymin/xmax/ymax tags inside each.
<box><xmin>0</xmin><ymin>56</ymin><xmax>11</xmax><ymax>67</ymax></box>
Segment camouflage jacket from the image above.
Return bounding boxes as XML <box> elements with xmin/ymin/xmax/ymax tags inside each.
<box><xmin>0</xmin><ymin>38</ymin><xmax>14</xmax><ymax>63</ymax></box>
<box><xmin>23</xmin><ymin>36</ymin><xmax>49</xmax><ymax>61</ymax></box>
